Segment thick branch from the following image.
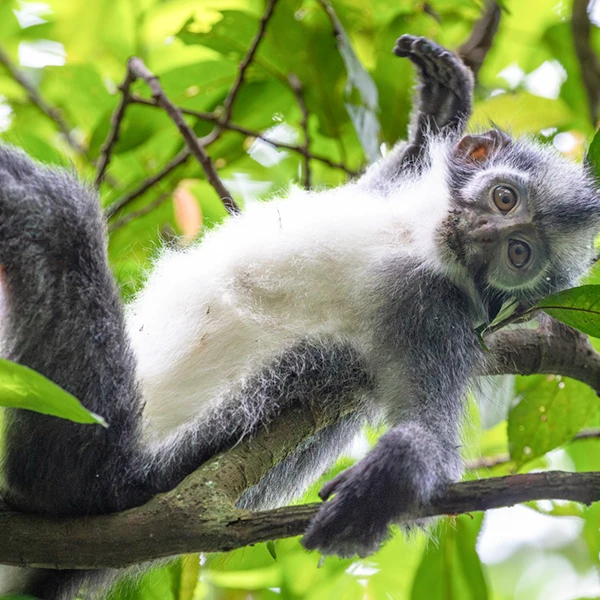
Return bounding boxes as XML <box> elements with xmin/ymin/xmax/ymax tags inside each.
<box><xmin>1</xmin><ymin>320</ymin><xmax>600</xmax><ymax>569</ymax></box>
<box><xmin>0</xmin><ymin>470</ymin><xmax>597</xmax><ymax>569</ymax></box>
<box><xmin>485</xmin><ymin>327</ymin><xmax>600</xmax><ymax>393</ymax></box>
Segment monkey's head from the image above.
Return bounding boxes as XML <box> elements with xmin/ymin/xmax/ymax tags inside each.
<box><xmin>440</xmin><ymin>129</ymin><xmax>600</xmax><ymax>315</ymax></box>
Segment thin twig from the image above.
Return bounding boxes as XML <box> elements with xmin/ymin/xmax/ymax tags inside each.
<box><xmin>104</xmin><ymin>127</ymin><xmax>221</xmax><ymax>220</ymax></box>
<box><xmin>95</xmin><ymin>69</ymin><xmax>136</xmax><ymax>188</ymax></box>
<box><xmin>130</xmin><ymin>95</ymin><xmax>357</xmax><ymax>175</ymax></box>
<box><xmin>222</xmin><ymin>0</ymin><xmax>279</xmax><ymax>122</ymax></box>
<box><xmin>104</xmin><ymin>149</ymin><xmax>191</xmax><ymax>219</ymax></box>
<box><xmin>127</xmin><ymin>57</ymin><xmax>239</xmax><ymax>215</ymax></box>
<box><xmin>0</xmin><ymin>44</ymin><xmax>87</xmax><ymax>157</ymax></box>
<box><xmin>466</xmin><ymin>429</ymin><xmax>600</xmax><ymax>471</ymax></box>
<box><xmin>288</xmin><ymin>73</ymin><xmax>311</xmax><ymax>189</ymax></box>
<box><xmin>108</xmin><ymin>191</ymin><xmax>172</xmax><ymax>232</ymax></box>
<box><xmin>457</xmin><ymin>0</ymin><xmax>502</xmax><ymax>79</ymax></box>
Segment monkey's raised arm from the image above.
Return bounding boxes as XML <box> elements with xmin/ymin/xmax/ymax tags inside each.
<box><xmin>358</xmin><ymin>36</ymin><xmax>474</xmax><ymax>190</ymax></box>
<box><xmin>396</xmin><ymin>35</ymin><xmax>473</xmax><ymax>154</ymax></box>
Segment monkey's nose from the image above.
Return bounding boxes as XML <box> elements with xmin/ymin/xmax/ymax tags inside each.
<box><xmin>469</xmin><ymin>223</ymin><xmax>498</xmax><ymax>244</ymax></box>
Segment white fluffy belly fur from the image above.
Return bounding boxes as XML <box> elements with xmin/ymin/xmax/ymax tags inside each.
<box><xmin>127</xmin><ymin>147</ymin><xmax>451</xmax><ymax>437</ymax></box>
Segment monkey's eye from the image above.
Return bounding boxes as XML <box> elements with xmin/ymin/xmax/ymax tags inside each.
<box><xmin>508</xmin><ymin>240</ymin><xmax>531</xmax><ymax>268</ymax></box>
<box><xmin>492</xmin><ymin>185</ymin><xmax>518</xmax><ymax>212</ymax></box>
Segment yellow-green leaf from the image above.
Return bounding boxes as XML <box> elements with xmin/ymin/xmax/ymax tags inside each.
<box><xmin>0</xmin><ymin>358</ymin><xmax>107</xmax><ymax>426</ymax></box>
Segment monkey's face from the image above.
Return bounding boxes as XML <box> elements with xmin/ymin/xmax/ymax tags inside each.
<box><xmin>439</xmin><ymin>134</ymin><xmax>600</xmax><ymax>308</ymax></box>
<box><xmin>445</xmin><ymin>169</ymin><xmax>549</xmax><ymax>295</ymax></box>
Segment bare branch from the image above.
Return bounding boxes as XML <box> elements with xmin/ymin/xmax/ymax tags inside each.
<box><xmin>108</xmin><ymin>191</ymin><xmax>171</xmax><ymax>233</ymax></box>
<box><xmin>457</xmin><ymin>0</ymin><xmax>501</xmax><ymax>79</ymax></box>
<box><xmin>288</xmin><ymin>73</ymin><xmax>311</xmax><ymax>188</ymax></box>
<box><xmin>95</xmin><ymin>70</ymin><xmax>136</xmax><ymax>188</ymax></box>
<box><xmin>103</xmin><ymin>150</ymin><xmax>190</xmax><ymax>219</ymax></box>
<box><xmin>127</xmin><ymin>57</ymin><xmax>239</xmax><ymax>215</ymax></box>
<box><xmin>0</xmin><ymin>470</ymin><xmax>597</xmax><ymax>569</ymax></box>
<box><xmin>572</xmin><ymin>0</ymin><xmax>600</xmax><ymax>125</ymax></box>
<box><xmin>130</xmin><ymin>95</ymin><xmax>357</xmax><ymax>175</ymax></box>
<box><xmin>0</xmin><ymin>44</ymin><xmax>87</xmax><ymax>157</ymax></box>
<box><xmin>222</xmin><ymin>0</ymin><xmax>279</xmax><ymax>122</ymax></box>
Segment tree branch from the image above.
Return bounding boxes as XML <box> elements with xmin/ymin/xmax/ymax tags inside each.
<box><xmin>103</xmin><ymin>150</ymin><xmax>191</xmax><ymax>219</ymax></box>
<box><xmin>0</xmin><ymin>45</ymin><xmax>89</xmax><ymax>158</ymax></box>
<box><xmin>485</xmin><ymin>326</ymin><xmax>600</xmax><ymax>393</ymax></box>
<box><xmin>94</xmin><ymin>70</ymin><xmax>136</xmax><ymax>188</ymax></box>
<box><xmin>572</xmin><ymin>0</ymin><xmax>600</xmax><ymax>125</ymax></box>
<box><xmin>0</xmin><ymin>467</ymin><xmax>597</xmax><ymax>569</ymax></box>
<box><xmin>288</xmin><ymin>73</ymin><xmax>311</xmax><ymax>189</ymax></box>
<box><xmin>1</xmin><ymin>316</ymin><xmax>600</xmax><ymax>569</ymax></box>
<box><xmin>103</xmin><ymin>124</ymin><xmax>221</xmax><ymax>221</ymax></box>
<box><xmin>457</xmin><ymin>0</ymin><xmax>501</xmax><ymax>79</ymax></box>
<box><xmin>127</xmin><ymin>57</ymin><xmax>239</xmax><ymax>215</ymax></box>
<box><xmin>129</xmin><ymin>95</ymin><xmax>357</xmax><ymax>175</ymax></box>
<box><xmin>221</xmin><ymin>0</ymin><xmax>279</xmax><ymax>122</ymax></box>
<box><xmin>107</xmin><ymin>191</ymin><xmax>171</xmax><ymax>233</ymax></box>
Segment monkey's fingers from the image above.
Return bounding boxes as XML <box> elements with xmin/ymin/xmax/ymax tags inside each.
<box><xmin>393</xmin><ymin>35</ymin><xmax>469</xmax><ymax>98</ymax></box>
<box><xmin>318</xmin><ymin>468</ymin><xmax>353</xmax><ymax>501</ymax></box>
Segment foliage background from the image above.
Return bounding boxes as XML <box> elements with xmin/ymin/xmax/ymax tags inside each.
<box><xmin>0</xmin><ymin>0</ymin><xmax>599</xmax><ymax>598</ymax></box>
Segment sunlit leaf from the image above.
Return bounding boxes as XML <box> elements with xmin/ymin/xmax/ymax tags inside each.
<box><xmin>508</xmin><ymin>375</ymin><xmax>598</xmax><ymax>466</ymax></box>
<box><xmin>0</xmin><ymin>358</ymin><xmax>107</xmax><ymax>426</ymax></box>
<box><xmin>470</xmin><ymin>92</ymin><xmax>572</xmax><ymax>134</ymax></box>
<box><xmin>411</xmin><ymin>514</ymin><xmax>488</xmax><ymax>600</ymax></box>
<box><xmin>323</xmin><ymin>3</ymin><xmax>381</xmax><ymax>162</ymax></box>
<box><xmin>536</xmin><ymin>285</ymin><xmax>600</xmax><ymax>338</ymax></box>
<box><xmin>586</xmin><ymin>128</ymin><xmax>600</xmax><ymax>183</ymax></box>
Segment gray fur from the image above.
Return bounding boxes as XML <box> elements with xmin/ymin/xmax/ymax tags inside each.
<box><xmin>2</xmin><ymin>34</ymin><xmax>600</xmax><ymax>599</ymax></box>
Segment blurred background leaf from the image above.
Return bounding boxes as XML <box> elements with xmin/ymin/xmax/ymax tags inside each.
<box><xmin>1</xmin><ymin>0</ymin><xmax>600</xmax><ymax>598</ymax></box>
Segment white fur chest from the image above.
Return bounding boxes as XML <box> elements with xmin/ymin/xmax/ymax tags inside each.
<box><xmin>127</xmin><ymin>170</ymin><xmax>451</xmax><ymax>437</ymax></box>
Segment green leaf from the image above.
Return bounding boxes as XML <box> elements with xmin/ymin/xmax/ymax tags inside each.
<box><xmin>323</xmin><ymin>3</ymin><xmax>381</xmax><ymax>162</ymax></box>
<box><xmin>470</xmin><ymin>92</ymin><xmax>572</xmax><ymax>135</ymax></box>
<box><xmin>582</xmin><ymin>503</ymin><xmax>600</xmax><ymax>565</ymax></box>
<box><xmin>480</xmin><ymin>295</ymin><xmax>519</xmax><ymax>335</ymax></box>
<box><xmin>266</xmin><ymin>540</ymin><xmax>277</xmax><ymax>560</ymax></box>
<box><xmin>508</xmin><ymin>375</ymin><xmax>598</xmax><ymax>466</ymax></box>
<box><xmin>411</xmin><ymin>514</ymin><xmax>488</xmax><ymax>600</ymax></box>
<box><xmin>536</xmin><ymin>284</ymin><xmax>600</xmax><ymax>338</ymax></box>
<box><xmin>587</xmin><ymin>128</ymin><xmax>600</xmax><ymax>184</ymax></box>
<box><xmin>0</xmin><ymin>358</ymin><xmax>107</xmax><ymax>426</ymax></box>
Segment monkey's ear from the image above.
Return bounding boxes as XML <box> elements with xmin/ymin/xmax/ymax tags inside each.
<box><xmin>456</xmin><ymin>129</ymin><xmax>511</xmax><ymax>163</ymax></box>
